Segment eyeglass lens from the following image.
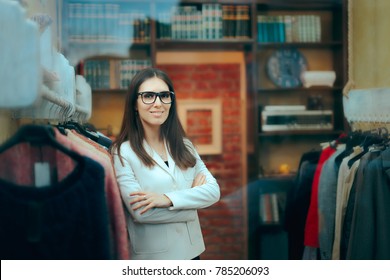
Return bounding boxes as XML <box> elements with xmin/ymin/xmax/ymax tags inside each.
<box><xmin>140</xmin><ymin>91</ymin><xmax>173</xmax><ymax>104</ymax></box>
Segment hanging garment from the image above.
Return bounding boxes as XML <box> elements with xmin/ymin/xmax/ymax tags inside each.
<box><xmin>0</xmin><ymin>125</ymin><xmax>113</xmax><ymax>259</ymax></box>
<box><xmin>317</xmin><ymin>148</ymin><xmax>345</xmax><ymax>260</ymax></box>
<box><xmin>340</xmin><ymin>149</ymin><xmax>381</xmax><ymax>259</ymax></box>
<box><xmin>285</xmin><ymin>150</ymin><xmax>320</xmax><ymax>259</ymax></box>
<box><xmin>347</xmin><ymin>147</ymin><xmax>390</xmax><ymax>259</ymax></box>
<box><xmin>332</xmin><ymin>146</ymin><xmax>363</xmax><ymax>259</ymax></box>
<box><xmin>304</xmin><ymin>146</ymin><xmax>337</xmax><ymax>249</ymax></box>
<box><xmin>58</xmin><ymin>129</ymin><xmax>130</xmax><ymax>259</ymax></box>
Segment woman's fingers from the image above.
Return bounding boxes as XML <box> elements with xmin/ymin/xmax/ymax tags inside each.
<box><xmin>192</xmin><ymin>173</ymin><xmax>206</xmax><ymax>187</ymax></box>
<box><xmin>129</xmin><ymin>193</ymin><xmax>147</xmax><ymax>205</ymax></box>
<box><xmin>130</xmin><ymin>193</ymin><xmax>172</xmax><ymax>214</ymax></box>
<box><xmin>132</xmin><ymin>198</ymin><xmax>150</xmax><ymax>211</ymax></box>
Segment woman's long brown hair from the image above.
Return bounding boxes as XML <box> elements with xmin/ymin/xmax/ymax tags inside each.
<box><xmin>110</xmin><ymin>67</ymin><xmax>196</xmax><ymax>169</ymax></box>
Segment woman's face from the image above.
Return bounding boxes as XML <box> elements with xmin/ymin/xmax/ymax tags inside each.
<box><xmin>136</xmin><ymin>76</ymin><xmax>171</xmax><ymax>129</ymax></box>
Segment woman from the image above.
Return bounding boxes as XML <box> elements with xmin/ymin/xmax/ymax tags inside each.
<box><xmin>111</xmin><ymin>67</ymin><xmax>220</xmax><ymax>260</ymax></box>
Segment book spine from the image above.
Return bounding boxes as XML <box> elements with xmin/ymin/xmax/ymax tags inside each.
<box><xmin>242</xmin><ymin>5</ymin><xmax>250</xmax><ymax>38</ymax></box>
<box><xmin>119</xmin><ymin>60</ymin><xmax>126</xmax><ymax>89</ymax></box>
<box><xmin>109</xmin><ymin>60</ymin><xmax>118</xmax><ymax>89</ymax></box>
<box><xmin>104</xmin><ymin>60</ymin><xmax>110</xmax><ymax>89</ymax></box>
<box><xmin>171</xmin><ymin>7</ymin><xmax>177</xmax><ymax>39</ymax></box>
<box><xmin>291</xmin><ymin>15</ymin><xmax>299</xmax><ymax>42</ymax></box>
<box><xmin>222</xmin><ymin>5</ymin><xmax>229</xmax><ymax>39</ymax></box>
<box><xmin>299</xmin><ymin>15</ymin><xmax>307</xmax><ymax>42</ymax></box>
<box><xmin>216</xmin><ymin>4</ymin><xmax>223</xmax><ymax>39</ymax></box>
<box><xmin>314</xmin><ymin>15</ymin><xmax>321</xmax><ymax>42</ymax></box>
<box><xmin>68</xmin><ymin>3</ymin><xmax>76</xmax><ymax>41</ymax></box>
<box><xmin>271</xmin><ymin>193</ymin><xmax>279</xmax><ymax>223</ymax></box>
<box><xmin>73</xmin><ymin>3</ymin><xmax>82</xmax><ymax>41</ymax></box>
<box><xmin>210</xmin><ymin>4</ymin><xmax>215</xmax><ymax>39</ymax></box>
<box><xmin>257</xmin><ymin>15</ymin><xmax>264</xmax><ymax>42</ymax></box>
<box><xmin>89</xmin><ymin>4</ymin><xmax>97</xmax><ymax>41</ymax></box>
<box><xmin>260</xmin><ymin>194</ymin><xmax>272</xmax><ymax>224</ymax></box>
<box><xmin>267</xmin><ymin>16</ymin><xmax>274</xmax><ymax>43</ymax></box>
<box><xmin>235</xmin><ymin>5</ymin><xmax>242</xmax><ymax>38</ymax></box>
<box><xmin>230</xmin><ymin>5</ymin><xmax>236</xmax><ymax>39</ymax></box>
<box><xmin>96</xmin><ymin>4</ymin><xmax>104</xmax><ymax>42</ymax></box>
<box><xmin>278</xmin><ymin>15</ymin><xmax>285</xmax><ymax>43</ymax></box>
<box><xmin>284</xmin><ymin>15</ymin><xmax>293</xmax><ymax>43</ymax></box>
<box><xmin>202</xmin><ymin>4</ymin><xmax>208</xmax><ymax>39</ymax></box>
<box><xmin>164</xmin><ymin>11</ymin><xmax>171</xmax><ymax>39</ymax></box>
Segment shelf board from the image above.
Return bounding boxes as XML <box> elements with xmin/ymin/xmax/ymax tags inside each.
<box><xmin>257</xmin><ymin>86</ymin><xmax>343</xmax><ymax>93</ymax></box>
<box><xmin>92</xmin><ymin>89</ymin><xmax>127</xmax><ymax>94</ymax></box>
<box><xmin>257</xmin><ymin>174</ymin><xmax>296</xmax><ymax>180</ymax></box>
<box><xmin>257</xmin><ymin>1</ymin><xmax>342</xmax><ymax>11</ymax></box>
<box><xmin>258</xmin><ymin>130</ymin><xmax>343</xmax><ymax>137</ymax></box>
<box><xmin>69</xmin><ymin>40</ymin><xmax>150</xmax><ymax>47</ymax></box>
<box><xmin>156</xmin><ymin>39</ymin><xmax>254</xmax><ymax>50</ymax></box>
<box><xmin>177</xmin><ymin>0</ymin><xmax>253</xmax><ymax>3</ymax></box>
<box><xmin>257</xmin><ymin>41</ymin><xmax>343</xmax><ymax>49</ymax></box>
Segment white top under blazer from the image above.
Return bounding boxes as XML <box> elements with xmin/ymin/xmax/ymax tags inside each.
<box><xmin>112</xmin><ymin>139</ymin><xmax>220</xmax><ymax>260</ymax></box>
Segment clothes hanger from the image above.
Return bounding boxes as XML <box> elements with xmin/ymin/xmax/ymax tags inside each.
<box><xmin>334</xmin><ymin>131</ymin><xmax>365</xmax><ymax>167</ymax></box>
<box><xmin>57</xmin><ymin>121</ymin><xmax>99</xmax><ymax>142</ymax></box>
<box><xmin>346</xmin><ymin>129</ymin><xmax>386</xmax><ymax>168</ymax></box>
<box><xmin>57</xmin><ymin>121</ymin><xmax>112</xmax><ymax>149</ymax></box>
<box><xmin>0</xmin><ymin>124</ymin><xmax>84</xmax><ymax>163</ymax></box>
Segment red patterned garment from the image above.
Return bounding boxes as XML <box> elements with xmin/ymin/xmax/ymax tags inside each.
<box><xmin>304</xmin><ymin>146</ymin><xmax>337</xmax><ymax>248</ymax></box>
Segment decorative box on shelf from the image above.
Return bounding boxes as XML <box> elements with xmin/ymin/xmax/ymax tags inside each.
<box><xmin>261</xmin><ymin>105</ymin><xmax>333</xmax><ymax>132</ymax></box>
<box><xmin>300</xmin><ymin>71</ymin><xmax>336</xmax><ymax>88</ymax></box>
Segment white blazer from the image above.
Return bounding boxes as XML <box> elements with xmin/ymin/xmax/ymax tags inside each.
<box><xmin>113</xmin><ymin>139</ymin><xmax>220</xmax><ymax>260</ymax></box>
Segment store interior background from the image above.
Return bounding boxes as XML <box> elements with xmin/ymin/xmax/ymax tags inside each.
<box><xmin>1</xmin><ymin>0</ymin><xmax>389</xmax><ymax>260</ymax></box>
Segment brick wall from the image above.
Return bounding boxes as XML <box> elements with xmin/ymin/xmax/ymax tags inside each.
<box><xmin>158</xmin><ymin>64</ymin><xmax>246</xmax><ymax>259</ymax></box>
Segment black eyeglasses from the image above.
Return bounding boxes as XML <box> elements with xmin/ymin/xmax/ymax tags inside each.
<box><xmin>138</xmin><ymin>91</ymin><xmax>175</xmax><ymax>104</ymax></box>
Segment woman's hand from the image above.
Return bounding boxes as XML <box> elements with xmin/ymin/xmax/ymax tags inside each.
<box><xmin>130</xmin><ymin>191</ymin><xmax>172</xmax><ymax>215</ymax></box>
<box><xmin>130</xmin><ymin>173</ymin><xmax>206</xmax><ymax>214</ymax></box>
<box><xmin>192</xmin><ymin>173</ymin><xmax>206</xmax><ymax>188</ymax></box>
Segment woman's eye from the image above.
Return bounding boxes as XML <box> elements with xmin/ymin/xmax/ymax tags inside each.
<box><xmin>144</xmin><ymin>93</ymin><xmax>155</xmax><ymax>99</ymax></box>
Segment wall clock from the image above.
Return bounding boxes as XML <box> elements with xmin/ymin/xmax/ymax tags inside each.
<box><xmin>266</xmin><ymin>48</ymin><xmax>307</xmax><ymax>88</ymax></box>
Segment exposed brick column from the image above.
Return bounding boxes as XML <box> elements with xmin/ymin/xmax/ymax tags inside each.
<box><xmin>158</xmin><ymin>64</ymin><xmax>245</xmax><ymax>259</ymax></box>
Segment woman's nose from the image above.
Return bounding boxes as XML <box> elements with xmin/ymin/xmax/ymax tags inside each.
<box><xmin>153</xmin><ymin>97</ymin><xmax>162</xmax><ymax>106</ymax></box>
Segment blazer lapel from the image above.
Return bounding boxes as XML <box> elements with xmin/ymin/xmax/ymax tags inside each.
<box><xmin>166</xmin><ymin>150</ymin><xmax>176</xmax><ymax>175</ymax></box>
<box><xmin>163</xmin><ymin>141</ymin><xmax>176</xmax><ymax>175</ymax></box>
<box><xmin>143</xmin><ymin>140</ymin><xmax>175</xmax><ymax>176</ymax></box>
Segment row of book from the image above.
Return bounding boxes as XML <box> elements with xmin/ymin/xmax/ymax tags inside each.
<box><xmin>83</xmin><ymin>59</ymin><xmax>151</xmax><ymax>90</ymax></box>
<box><xmin>259</xmin><ymin>192</ymin><xmax>285</xmax><ymax>224</ymax></box>
<box><xmin>65</xmin><ymin>3</ymin><xmax>150</xmax><ymax>43</ymax></box>
<box><xmin>64</xmin><ymin>2</ymin><xmax>322</xmax><ymax>44</ymax></box>
<box><xmin>257</xmin><ymin>14</ymin><xmax>321</xmax><ymax>43</ymax></box>
<box><xmin>157</xmin><ymin>4</ymin><xmax>250</xmax><ymax>40</ymax></box>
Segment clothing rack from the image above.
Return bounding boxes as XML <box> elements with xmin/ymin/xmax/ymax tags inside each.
<box><xmin>0</xmin><ymin>0</ymin><xmax>92</xmax><ymax>123</ymax></box>
<box><xmin>10</xmin><ymin>76</ymin><xmax>91</xmax><ymax>123</ymax></box>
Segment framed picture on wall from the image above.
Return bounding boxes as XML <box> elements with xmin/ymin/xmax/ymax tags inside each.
<box><xmin>177</xmin><ymin>99</ymin><xmax>222</xmax><ymax>155</ymax></box>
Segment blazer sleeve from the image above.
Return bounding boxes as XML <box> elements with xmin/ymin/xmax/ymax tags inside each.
<box><xmin>113</xmin><ymin>147</ymin><xmax>197</xmax><ymax>224</ymax></box>
<box><xmin>165</xmin><ymin>141</ymin><xmax>220</xmax><ymax>210</ymax></box>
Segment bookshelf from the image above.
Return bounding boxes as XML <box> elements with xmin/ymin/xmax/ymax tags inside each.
<box><xmin>251</xmin><ymin>0</ymin><xmax>347</xmax><ymax>178</ymax></box>
<box><xmin>247</xmin><ymin>0</ymin><xmax>346</xmax><ymax>260</ymax></box>
<box><xmin>247</xmin><ymin>176</ymin><xmax>294</xmax><ymax>259</ymax></box>
<box><xmin>83</xmin><ymin>58</ymin><xmax>151</xmax><ymax>90</ymax></box>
